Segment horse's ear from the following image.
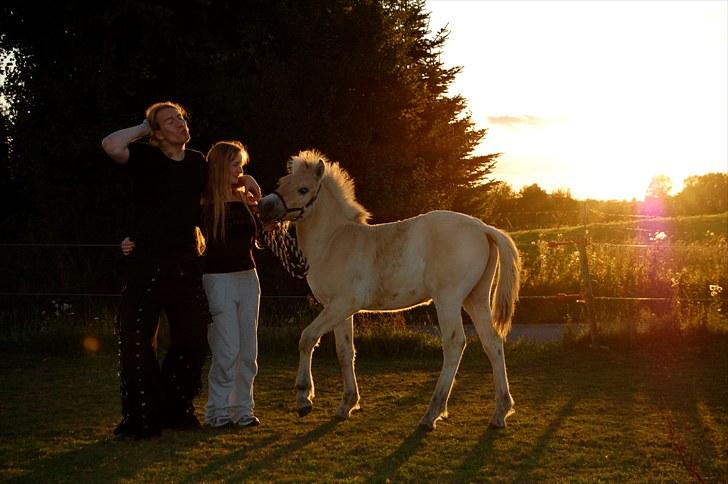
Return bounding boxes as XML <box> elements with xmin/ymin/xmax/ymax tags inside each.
<box><xmin>286</xmin><ymin>158</ymin><xmax>294</xmax><ymax>174</ymax></box>
<box><xmin>315</xmin><ymin>159</ymin><xmax>325</xmax><ymax>180</ymax></box>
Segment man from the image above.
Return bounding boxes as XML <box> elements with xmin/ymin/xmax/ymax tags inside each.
<box><xmin>102</xmin><ymin>102</ymin><xmax>211</xmax><ymax>439</ymax></box>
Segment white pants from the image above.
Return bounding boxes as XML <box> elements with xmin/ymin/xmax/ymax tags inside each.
<box><xmin>202</xmin><ymin>269</ymin><xmax>260</xmax><ymax>425</ymax></box>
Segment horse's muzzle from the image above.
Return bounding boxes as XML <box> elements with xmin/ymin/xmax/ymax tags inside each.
<box><xmin>259</xmin><ymin>193</ymin><xmax>286</xmax><ymax>223</ymax></box>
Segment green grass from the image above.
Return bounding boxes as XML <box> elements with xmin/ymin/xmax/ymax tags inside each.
<box><xmin>1</xmin><ymin>213</ymin><xmax>726</xmax><ymax>480</ymax></box>
<box><xmin>507</xmin><ymin>212</ymin><xmax>728</xmax><ymax>326</ymax></box>
<box><xmin>2</xmin><ymin>331</ymin><xmax>727</xmax><ymax>483</ymax></box>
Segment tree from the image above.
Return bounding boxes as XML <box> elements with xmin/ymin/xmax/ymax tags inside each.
<box><xmin>673</xmin><ymin>173</ymin><xmax>728</xmax><ymax>215</ymax></box>
<box><xmin>478</xmin><ymin>181</ymin><xmax>516</xmax><ymax>228</ymax></box>
<box><xmin>646</xmin><ymin>174</ymin><xmax>673</xmax><ymax>200</ymax></box>
<box><xmin>642</xmin><ymin>175</ymin><xmax>673</xmax><ymax>217</ymax></box>
<box><xmin>1</xmin><ymin>0</ymin><xmax>495</xmax><ymax>239</ymax></box>
<box><xmin>1</xmin><ymin>0</ymin><xmax>498</xmax><ymax>296</ymax></box>
<box><xmin>450</xmin><ymin>155</ymin><xmax>499</xmax><ymax>217</ymax></box>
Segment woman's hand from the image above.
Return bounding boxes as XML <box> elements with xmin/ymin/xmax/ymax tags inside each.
<box><xmin>120</xmin><ymin>237</ymin><xmax>135</xmax><ymax>256</ymax></box>
<box><xmin>239</xmin><ymin>175</ymin><xmax>262</xmax><ymax>202</ymax></box>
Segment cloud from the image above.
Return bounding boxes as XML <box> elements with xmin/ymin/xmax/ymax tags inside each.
<box><xmin>487</xmin><ymin>115</ymin><xmax>545</xmax><ymax>126</ymax></box>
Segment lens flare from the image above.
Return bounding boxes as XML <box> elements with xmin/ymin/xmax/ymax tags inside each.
<box><xmin>83</xmin><ymin>336</ymin><xmax>100</xmax><ymax>353</ymax></box>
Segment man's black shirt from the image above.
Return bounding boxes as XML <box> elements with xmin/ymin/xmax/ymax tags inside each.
<box><xmin>126</xmin><ymin>142</ymin><xmax>206</xmax><ymax>258</ymax></box>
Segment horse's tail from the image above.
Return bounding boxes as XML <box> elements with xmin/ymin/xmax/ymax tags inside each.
<box><xmin>484</xmin><ymin>226</ymin><xmax>521</xmax><ymax>338</ymax></box>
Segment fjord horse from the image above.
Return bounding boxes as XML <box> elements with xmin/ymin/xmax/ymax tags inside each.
<box><xmin>259</xmin><ymin>150</ymin><xmax>520</xmax><ymax>430</ymax></box>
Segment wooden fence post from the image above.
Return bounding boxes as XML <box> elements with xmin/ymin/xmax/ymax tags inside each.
<box><xmin>576</xmin><ymin>234</ymin><xmax>598</xmax><ymax>346</ymax></box>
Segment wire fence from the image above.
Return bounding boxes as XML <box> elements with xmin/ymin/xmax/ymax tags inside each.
<box><xmin>1</xmin><ymin>238</ymin><xmax>721</xmax><ymax>304</ymax></box>
<box><xmin>2</xmin><ymin>207</ymin><xmax>725</xmax><ymax>337</ymax></box>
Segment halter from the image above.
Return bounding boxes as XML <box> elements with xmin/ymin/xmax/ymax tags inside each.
<box><xmin>271</xmin><ymin>184</ymin><xmax>322</xmax><ymax>222</ymax></box>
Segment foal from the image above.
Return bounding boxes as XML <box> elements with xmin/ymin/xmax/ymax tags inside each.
<box><xmin>260</xmin><ymin>150</ymin><xmax>520</xmax><ymax>430</ymax></box>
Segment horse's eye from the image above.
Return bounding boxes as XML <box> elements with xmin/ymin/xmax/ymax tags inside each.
<box><xmin>298</xmin><ymin>187</ymin><xmax>309</xmax><ymax>195</ymax></box>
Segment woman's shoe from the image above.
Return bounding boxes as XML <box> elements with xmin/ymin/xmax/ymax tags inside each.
<box><xmin>236</xmin><ymin>416</ymin><xmax>260</xmax><ymax>428</ymax></box>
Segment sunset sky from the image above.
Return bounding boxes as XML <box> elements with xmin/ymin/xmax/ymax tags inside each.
<box><xmin>426</xmin><ymin>0</ymin><xmax>727</xmax><ymax>201</ymax></box>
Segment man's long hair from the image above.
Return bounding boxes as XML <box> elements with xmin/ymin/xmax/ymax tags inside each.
<box><xmin>144</xmin><ymin>101</ymin><xmax>187</xmax><ymax>147</ymax></box>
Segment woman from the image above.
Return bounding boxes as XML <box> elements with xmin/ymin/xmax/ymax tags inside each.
<box><xmin>198</xmin><ymin>140</ymin><xmax>262</xmax><ymax>428</ymax></box>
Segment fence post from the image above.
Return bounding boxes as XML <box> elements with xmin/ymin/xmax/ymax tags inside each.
<box><xmin>576</xmin><ymin>234</ymin><xmax>597</xmax><ymax>346</ymax></box>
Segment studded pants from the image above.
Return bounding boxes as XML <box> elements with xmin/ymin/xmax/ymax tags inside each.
<box><xmin>116</xmin><ymin>258</ymin><xmax>211</xmax><ymax>436</ymax></box>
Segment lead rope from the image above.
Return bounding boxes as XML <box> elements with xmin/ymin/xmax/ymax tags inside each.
<box><xmin>240</xmin><ymin>189</ymin><xmax>308</xmax><ymax>279</ymax></box>
<box><xmin>258</xmin><ymin>221</ymin><xmax>309</xmax><ymax>279</ymax></box>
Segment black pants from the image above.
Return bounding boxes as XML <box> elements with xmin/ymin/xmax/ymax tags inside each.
<box><xmin>116</xmin><ymin>257</ymin><xmax>211</xmax><ymax>437</ymax></box>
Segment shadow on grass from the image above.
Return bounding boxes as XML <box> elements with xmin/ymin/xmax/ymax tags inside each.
<box><xmin>6</xmin><ymin>433</ymin><xmax>201</xmax><ymax>484</ymax></box>
<box><xmin>224</xmin><ymin>418</ymin><xmax>341</xmax><ymax>481</ymax></box>
<box><xmin>513</xmin><ymin>394</ymin><xmax>579</xmax><ymax>482</ymax></box>
<box><xmin>178</xmin><ymin>433</ymin><xmax>280</xmax><ymax>483</ymax></box>
<box><xmin>450</xmin><ymin>425</ymin><xmax>504</xmax><ymax>482</ymax></box>
<box><xmin>636</xmin><ymin>348</ymin><xmax>728</xmax><ymax>481</ymax></box>
<box><xmin>369</xmin><ymin>426</ymin><xmax>430</xmax><ymax>483</ymax></box>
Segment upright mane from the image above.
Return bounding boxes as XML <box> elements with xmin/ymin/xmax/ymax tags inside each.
<box><xmin>290</xmin><ymin>150</ymin><xmax>372</xmax><ymax>224</ymax></box>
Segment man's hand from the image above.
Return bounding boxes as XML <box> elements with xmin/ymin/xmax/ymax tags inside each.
<box><xmin>140</xmin><ymin>119</ymin><xmax>151</xmax><ymax>135</ymax></box>
<box><xmin>120</xmin><ymin>237</ymin><xmax>135</xmax><ymax>256</ymax></box>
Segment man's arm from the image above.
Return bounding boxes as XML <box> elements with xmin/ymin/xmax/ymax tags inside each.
<box><xmin>101</xmin><ymin>120</ymin><xmax>151</xmax><ymax>164</ymax></box>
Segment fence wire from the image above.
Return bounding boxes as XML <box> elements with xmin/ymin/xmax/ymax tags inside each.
<box><xmin>0</xmin><ymin>240</ymin><xmax>723</xmax><ymax>304</ymax></box>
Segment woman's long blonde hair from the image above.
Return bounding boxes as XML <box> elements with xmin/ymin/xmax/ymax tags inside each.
<box><xmin>199</xmin><ymin>140</ymin><xmax>251</xmax><ymax>249</ymax></box>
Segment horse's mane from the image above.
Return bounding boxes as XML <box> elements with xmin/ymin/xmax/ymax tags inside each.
<box><xmin>289</xmin><ymin>150</ymin><xmax>372</xmax><ymax>225</ymax></box>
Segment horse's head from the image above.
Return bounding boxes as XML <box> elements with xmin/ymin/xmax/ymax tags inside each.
<box><xmin>259</xmin><ymin>150</ymin><xmax>326</xmax><ymax>223</ymax></box>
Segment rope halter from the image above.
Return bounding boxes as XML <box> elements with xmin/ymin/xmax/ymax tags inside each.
<box><xmin>270</xmin><ymin>183</ymin><xmax>322</xmax><ymax>222</ymax></box>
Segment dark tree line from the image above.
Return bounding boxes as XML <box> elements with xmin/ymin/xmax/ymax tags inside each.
<box><xmin>0</xmin><ymin>0</ymin><xmax>493</xmax><ymax>246</ymax></box>
<box><xmin>0</xmin><ymin>0</ymin><xmax>495</xmax><ymax>298</ymax></box>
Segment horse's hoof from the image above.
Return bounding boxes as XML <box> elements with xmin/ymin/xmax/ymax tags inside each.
<box><xmin>298</xmin><ymin>405</ymin><xmax>313</xmax><ymax>418</ymax></box>
<box><xmin>335</xmin><ymin>403</ymin><xmax>360</xmax><ymax>420</ymax></box>
<box><xmin>489</xmin><ymin>407</ymin><xmax>514</xmax><ymax>429</ymax></box>
<box><xmin>488</xmin><ymin>420</ymin><xmax>506</xmax><ymax>429</ymax></box>
<box><xmin>418</xmin><ymin>421</ymin><xmax>435</xmax><ymax>432</ymax></box>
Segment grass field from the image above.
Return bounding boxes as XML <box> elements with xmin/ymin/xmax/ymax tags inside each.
<box><xmin>507</xmin><ymin>212</ymin><xmax>728</xmax><ymax>326</ymax></box>
<box><xmin>2</xmin><ymin>332</ymin><xmax>727</xmax><ymax>483</ymax></box>
<box><xmin>1</xmin><ymin>212</ymin><xmax>726</xmax><ymax>481</ymax></box>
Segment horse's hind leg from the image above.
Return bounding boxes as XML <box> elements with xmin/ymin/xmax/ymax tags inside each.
<box><xmin>420</xmin><ymin>299</ymin><xmax>466</xmax><ymax>431</ymax></box>
<box><xmin>333</xmin><ymin>315</ymin><xmax>360</xmax><ymax>419</ymax></box>
<box><xmin>295</xmin><ymin>303</ymin><xmax>356</xmax><ymax>417</ymax></box>
<box><xmin>463</xmin><ymin>297</ymin><xmax>514</xmax><ymax>428</ymax></box>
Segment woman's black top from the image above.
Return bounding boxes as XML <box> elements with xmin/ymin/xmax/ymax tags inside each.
<box><xmin>126</xmin><ymin>142</ymin><xmax>206</xmax><ymax>259</ymax></box>
<box><xmin>202</xmin><ymin>201</ymin><xmax>256</xmax><ymax>274</ymax></box>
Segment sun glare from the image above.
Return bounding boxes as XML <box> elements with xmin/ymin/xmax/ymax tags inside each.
<box><xmin>427</xmin><ymin>0</ymin><xmax>728</xmax><ymax>200</ymax></box>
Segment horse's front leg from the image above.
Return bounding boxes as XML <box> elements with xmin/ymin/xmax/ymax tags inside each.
<box><xmin>295</xmin><ymin>304</ymin><xmax>356</xmax><ymax>418</ymax></box>
<box><xmin>334</xmin><ymin>315</ymin><xmax>360</xmax><ymax>419</ymax></box>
